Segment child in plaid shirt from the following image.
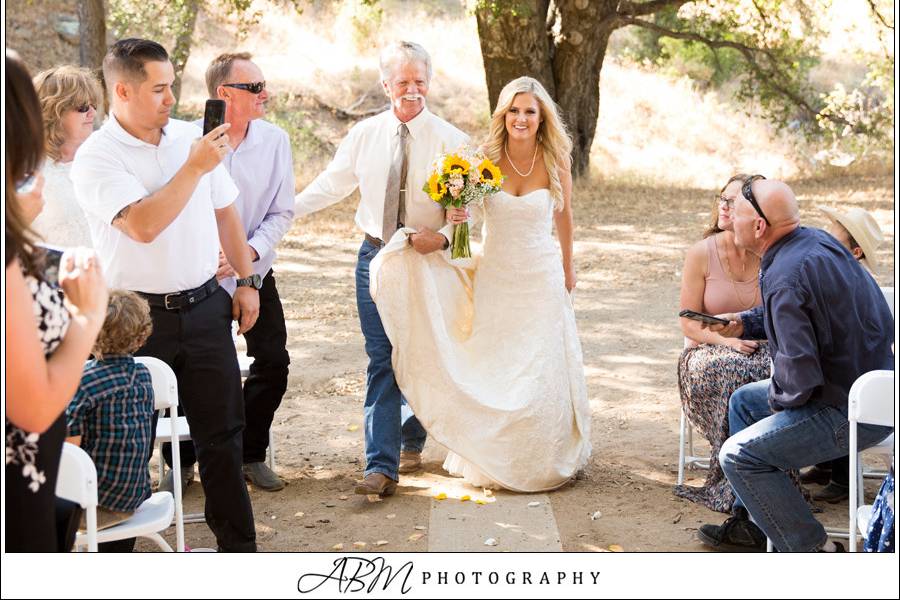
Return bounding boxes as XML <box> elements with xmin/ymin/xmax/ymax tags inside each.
<box><xmin>66</xmin><ymin>290</ymin><xmax>155</xmax><ymax>543</ymax></box>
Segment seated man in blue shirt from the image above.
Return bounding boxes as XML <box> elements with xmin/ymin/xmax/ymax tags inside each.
<box><xmin>696</xmin><ymin>177</ymin><xmax>894</xmax><ymax>552</ymax></box>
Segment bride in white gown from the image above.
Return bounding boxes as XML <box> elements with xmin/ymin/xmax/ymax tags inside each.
<box><xmin>370</xmin><ymin>77</ymin><xmax>591</xmax><ymax>491</ymax></box>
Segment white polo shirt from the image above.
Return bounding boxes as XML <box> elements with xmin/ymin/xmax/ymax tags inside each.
<box><xmin>71</xmin><ymin>114</ymin><xmax>238</xmax><ymax>294</ymax></box>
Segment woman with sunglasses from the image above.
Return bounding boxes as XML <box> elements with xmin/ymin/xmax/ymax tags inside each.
<box><xmin>30</xmin><ymin>65</ymin><xmax>104</xmax><ymax>247</ymax></box>
<box><xmin>5</xmin><ymin>50</ymin><xmax>108</xmax><ymax>551</ymax></box>
<box><xmin>674</xmin><ymin>174</ymin><xmax>771</xmax><ymax>513</ymax></box>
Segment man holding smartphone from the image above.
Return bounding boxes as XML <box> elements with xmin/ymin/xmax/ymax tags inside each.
<box><xmin>190</xmin><ymin>52</ymin><xmax>295</xmax><ymax>492</ymax></box>
<box><xmin>71</xmin><ymin>38</ymin><xmax>259</xmax><ymax>552</ymax></box>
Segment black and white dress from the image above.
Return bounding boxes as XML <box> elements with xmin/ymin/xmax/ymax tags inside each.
<box><xmin>5</xmin><ymin>271</ymin><xmax>71</xmax><ymax>551</ymax></box>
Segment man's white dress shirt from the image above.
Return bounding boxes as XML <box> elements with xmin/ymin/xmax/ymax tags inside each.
<box><xmin>295</xmin><ymin>107</ymin><xmax>468</xmax><ymax>241</ymax></box>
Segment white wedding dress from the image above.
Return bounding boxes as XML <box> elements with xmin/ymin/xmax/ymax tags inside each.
<box><xmin>370</xmin><ymin>189</ymin><xmax>591</xmax><ymax>491</ymax></box>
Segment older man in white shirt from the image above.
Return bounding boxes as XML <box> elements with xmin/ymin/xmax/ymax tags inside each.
<box><xmin>295</xmin><ymin>41</ymin><xmax>468</xmax><ymax>496</ymax></box>
<box><xmin>193</xmin><ymin>52</ymin><xmax>295</xmax><ymax>492</ymax></box>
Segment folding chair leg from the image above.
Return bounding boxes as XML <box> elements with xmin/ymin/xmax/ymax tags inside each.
<box><xmin>677</xmin><ymin>408</ymin><xmax>687</xmax><ymax>486</ymax></box>
<box><xmin>145</xmin><ymin>532</ymin><xmax>174</xmax><ymax>552</ymax></box>
<box><xmin>268</xmin><ymin>429</ymin><xmax>275</xmax><ymax>471</ymax></box>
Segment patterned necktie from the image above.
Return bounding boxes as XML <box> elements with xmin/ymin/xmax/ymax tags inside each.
<box><xmin>382</xmin><ymin>123</ymin><xmax>409</xmax><ymax>242</ymax></box>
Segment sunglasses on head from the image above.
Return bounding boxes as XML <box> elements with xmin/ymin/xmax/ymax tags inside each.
<box><xmin>222</xmin><ymin>81</ymin><xmax>266</xmax><ymax>94</ymax></box>
<box><xmin>741</xmin><ymin>174</ymin><xmax>770</xmax><ymax>226</ymax></box>
<box><xmin>75</xmin><ymin>103</ymin><xmax>96</xmax><ymax>113</ymax></box>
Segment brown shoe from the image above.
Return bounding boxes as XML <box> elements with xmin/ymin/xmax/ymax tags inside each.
<box><xmin>398</xmin><ymin>450</ymin><xmax>422</xmax><ymax>474</ymax></box>
<box><xmin>354</xmin><ymin>472</ymin><xmax>398</xmax><ymax>496</ymax></box>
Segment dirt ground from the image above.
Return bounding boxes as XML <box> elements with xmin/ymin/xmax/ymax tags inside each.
<box><xmin>144</xmin><ymin>173</ymin><xmax>894</xmax><ymax>552</ymax></box>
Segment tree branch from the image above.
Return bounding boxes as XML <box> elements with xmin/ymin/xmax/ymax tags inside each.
<box><xmin>866</xmin><ymin>0</ymin><xmax>894</xmax><ymax>30</ymax></box>
<box><xmin>616</xmin><ymin>0</ymin><xmax>690</xmax><ymax>17</ymax></box>
<box><xmin>617</xmin><ymin>15</ymin><xmax>853</xmax><ymax>128</ymax></box>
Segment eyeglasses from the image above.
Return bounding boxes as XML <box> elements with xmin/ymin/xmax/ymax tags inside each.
<box><xmin>717</xmin><ymin>195</ymin><xmax>735</xmax><ymax>209</ymax></box>
<box><xmin>222</xmin><ymin>81</ymin><xmax>266</xmax><ymax>94</ymax></box>
<box><xmin>741</xmin><ymin>174</ymin><xmax>770</xmax><ymax>226</ymax></box>
<box><xmin>75</xmin><ymin>103</ymin><xmax>96</xmax><ymax>113</ymax></box>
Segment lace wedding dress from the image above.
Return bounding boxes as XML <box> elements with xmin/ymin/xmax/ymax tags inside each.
<box><xmin>370</xmin><ymin>189</ymin><xmax>591</xmax><ymax>491</ymax></box>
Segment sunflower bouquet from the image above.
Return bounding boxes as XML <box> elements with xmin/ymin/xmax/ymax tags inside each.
<box><xmin>422</xmin><ymin>145</ymin><xmax>504</xmax><ymax>259</ymax></box>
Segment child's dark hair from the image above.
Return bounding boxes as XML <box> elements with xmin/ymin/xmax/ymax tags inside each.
<box><xmin>93</xmin><ymin>290</ymin><xmax>152</xmax><ymax>360</ymax></box>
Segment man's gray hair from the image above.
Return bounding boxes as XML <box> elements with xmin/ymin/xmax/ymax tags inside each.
<box><xmin>379</xmin><ymin>41</ymin><xmax>432</xmax><ymax>83</ymax></box>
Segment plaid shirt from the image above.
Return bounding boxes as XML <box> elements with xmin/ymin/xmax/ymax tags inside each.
<box><xmin>66</xmin><ymin>356</ymin><xmax>155</xmax><ymax>513</ymax></box>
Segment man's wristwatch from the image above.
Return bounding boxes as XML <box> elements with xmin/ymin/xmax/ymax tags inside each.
<box><xmin>236</xmin><ymin>273</ymin><xmax>263</xmax><ymax>290</ymax></box>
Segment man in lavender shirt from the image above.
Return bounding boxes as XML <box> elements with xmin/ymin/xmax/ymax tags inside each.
<box><xmin>194</xmin><ymin>52</ymin><xmax>295</xmax><ymax>490</ymax></box>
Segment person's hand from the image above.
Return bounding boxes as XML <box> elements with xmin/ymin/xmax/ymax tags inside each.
<box><xmin>16</xmin><ymin>172</ymin><xmax>45</xmax><ymax>224</ymax></box>
<box><xmin>216</xmin><ymin>250</ymin><xmax>236</xmax><ymax>280</ymax></box>
<box><xmin>186</xmin><ymin>123</ymin><xmax>231</xmax><ymax>175</ymax></box>
<box><xmin>59</xmin><ymin>247</ymin><xmax>108</xmax><ymax>325</ymax></box>
<box><xmin>564</xmin><ymin>265</ymin><xmax>577</xmax><ymax>293</ymax></box>
<box><xmin>446</xmin><ymin>207</ymin><xmax>468</xmax><ymax>225</ymax></box>
<box><xmin>725</xmin><ymin>337</ymin><xmax>759</xmax><ymax>355</ymax></box>
<box><xmin>409</xmin><ymin>228</ymin><xmax>447</xmax><ymax>255</ymax></box>
<box><xmin>702</xmin><ymin>312</ymin><xmax>743</xmax><ymax>338</ymax></box>
<box><xmin>233</xmin><ymin>286</ymin><xmax>259</xmax><ymax>334</ymax></box>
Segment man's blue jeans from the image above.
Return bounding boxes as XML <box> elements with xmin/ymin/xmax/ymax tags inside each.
<box><xmin>722</xmin><ymin>378</ymin><xmax>892</xmax><ymax>552</ymax></box>
<box><xmin>355</xmin><ymin>239</ymin><xmax>427</xmax><ymax>481</ymax></box>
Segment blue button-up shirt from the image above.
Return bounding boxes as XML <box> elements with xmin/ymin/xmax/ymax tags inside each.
<box><xmin>193</xmin><ymin>118</ymin><xmax>296</xmax><ymax>295</ymax></box>
<box><xmin>66</xmin><ymin>356</ymin><xmax>155</xmax><ymax>513</ymax></box>
<box><xmin>739</xmin><ymin>227</ymin><xmax>893</xmax><ymax>411</ymax></box>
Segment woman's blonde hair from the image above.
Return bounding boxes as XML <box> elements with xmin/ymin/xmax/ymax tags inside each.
<box><xmin>484</xmin><ymin>77</ymin><xmax>572</xmax><ymax>210</ymax></box>
<box><xmin>92</xmin><ymin>290</ymin><xmax>153</xmax><ymax>360</ymax></box>
<box><xmin>33</xmin><ymin>65</ymin><xmax>103</xmax><ymax>161</ymax></box>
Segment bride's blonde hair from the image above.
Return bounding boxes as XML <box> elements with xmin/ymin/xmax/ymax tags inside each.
<box><xmin>484</xmin><ymin>77</ymin><xmax>572</xmax><ymax>210</ymax></box>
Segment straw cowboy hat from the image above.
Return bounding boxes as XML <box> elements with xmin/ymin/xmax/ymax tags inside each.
<box><xmin>820</xmin><ymin>206</ymin><xmax>884</xmax><ymax>269</ymax></box>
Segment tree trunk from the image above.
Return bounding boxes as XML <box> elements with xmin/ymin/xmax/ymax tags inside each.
<box><xmin>552</xmin><ymin>0</ymin><xmax>619</xmax><ymax>177</ymax></box>
<box><xmin>77</xmin><ymin>0</ymin><xmax>107</xmax><ymax>70</ymax></box>
<box><xmin>170</xmin><ymin>0</ymin><xmax>201</xmax><ymax>108</ymax></box>
<box><xmin>475</xmin><ymin>0</ymin><xmax>620</xmax><ymax>178</ymax></box>
<box><xmin>475</xmin><ymin>1</ymin><xmax>555</xmax><ymax>112</ymax></box>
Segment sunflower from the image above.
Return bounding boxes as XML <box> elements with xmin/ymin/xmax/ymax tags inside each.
<box><xmin>426</xmin><ymin>172</ymin><xmax>447</xmax><ymax>202</ymax></box>
<box><xmin>477</xmin><ymin>159</ymin><xmax>503</xmax><ymax>184</ymax></box>
<box><xmin>442</xmin><ymin>153</ymin><xmax>470</xmax><ymax>175</ymax></box>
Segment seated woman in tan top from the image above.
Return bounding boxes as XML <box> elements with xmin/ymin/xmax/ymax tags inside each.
<box><xmin>674</xmin><ymin>174</ymin><xmax>770</xmax><ymax>513</ymax></box>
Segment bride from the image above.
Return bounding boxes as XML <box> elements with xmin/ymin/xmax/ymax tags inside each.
<box><xmin>369</xmin><ymin>76</ymin><xmax>591</xmax><ymax>491</ymax></box>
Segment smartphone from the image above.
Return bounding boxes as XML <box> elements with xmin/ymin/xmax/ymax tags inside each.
<box><xmin>678</xmin><ymin>309</ymin><xmax>731</xmax><ymax>326</ymax></box>
<box><xmin>202</xmin><ymin>99</ymin><xmax>226</xmax><ymax>135</ymax></box>
<box><xmin>37</xmin><ymin>244</ymin><xmax>65</xmax><ymax>286</ymax></box>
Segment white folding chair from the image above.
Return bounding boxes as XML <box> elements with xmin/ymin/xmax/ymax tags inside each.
<box><xmin>57</xmin><ymin>443</ymin><xmax>175</xmax><ymax>552</ymax></box>
<box><xmin>848</xmin><ymin>369</ymin><xmax>894</xmax><ymax>552</ymax></box>
<box><xmin>677</xmin><ymin>408</ymin><xmax>709</xmax><ymax>485</ymax></box>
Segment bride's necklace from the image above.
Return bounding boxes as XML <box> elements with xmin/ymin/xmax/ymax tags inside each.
<box><xmin>504</xmin><ymin>142</ymin><xmax>538</xmax><ymax>177</ymax></box>
<box><xmin>717</xmin><ymin>235</ymin><xmax>759</xmax><ymax>310</ymax></box>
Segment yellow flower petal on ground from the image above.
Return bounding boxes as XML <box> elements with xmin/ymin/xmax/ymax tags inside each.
<box><xmin>460</xmin><ymin>495</ymin><xmax>471</xmax><ymax>502</ymax></box>
<box><xmin>477</xmin><ymin>159</ymin><xmax>503</xmax><ymax>184</ymax></box>
<box><xmin>442</xmin><ymin>153</ymin><xmax>470</xmax><ymax>175</ymax></box>
<box><xmin>608</xmin><ymin>544</ymin><xmax>624</xmax><ymax>552</ymax></box>
<box><xmin>475</xmin><ymin>499</ymin><xmax>487</xmax><ymax>505</ymax></box>
<box><xmin>434</xmin><ymin>492</ymin><xmax>448</xmax><ymax>500</ymax></box>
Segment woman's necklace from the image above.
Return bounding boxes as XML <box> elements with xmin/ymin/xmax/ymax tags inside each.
<box><xmin>504</xmin><ymin>142</ymin><xmax>538</xmax><ymax>177</ymax></box>
<box><xmin>717</xmin><ymin>235</ymin><xmax>759</xmax><ymax>310</ymax></box>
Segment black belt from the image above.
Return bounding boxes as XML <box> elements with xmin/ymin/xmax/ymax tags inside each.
<box><xmin>365</xmin><ymin>233</ymin><xmax>385</xmax><ymax>248</ymax></box>
<box><xmin>138</xmin><ymin>277</ymin><xmax>219</xmax><ymax>311</ymax></box>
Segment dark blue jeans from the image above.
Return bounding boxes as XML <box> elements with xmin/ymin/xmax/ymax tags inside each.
<box><xmin>723</xmin><ymin>378</ymin><xmax>892</xmax><ymax>552</ymax></box>
<box><xmin>355</xmin><ymin>239</ymin><xmax>427</xmax><ymax>481</ymax></box>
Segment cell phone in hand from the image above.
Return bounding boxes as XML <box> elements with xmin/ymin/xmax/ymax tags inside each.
<box><xmin>37</xmin><ymin>244</ymin><xmax>65</xmax><ymax>286</ymax></box>
<box><xmin>678</xmin><ymin>309</ymin><xmax>731</xmax><ymax>326</ymax></box>
<box><xmin>202</xmin><ymin>99</ymin><xmax>226</xmax><ymax>136</ymax></box>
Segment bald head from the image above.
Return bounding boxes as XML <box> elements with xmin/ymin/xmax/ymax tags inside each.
<box><xmin>753</xmin><ymin>179</ymin><xmax>800</xmax><ymax>227</ymax></box>
<box><xmin>732</xmin><ymin>178</ymin><xmax>800</xmax><ymax>255</ymax></box>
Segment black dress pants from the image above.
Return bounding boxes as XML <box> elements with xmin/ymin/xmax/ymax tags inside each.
<box><xmin>168</xmin><ymin>270</ymin><xmax>290</xmax><ymax>466</ymax></box>
<box><xmin>139</xmin><ymin>287</ymin><xmax>256</xmax><ymax>552</ymax></box>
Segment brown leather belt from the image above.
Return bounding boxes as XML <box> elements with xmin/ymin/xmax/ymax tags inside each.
<box><xmin>365</xmin><ymin>233</ymin><xmax>385</xmax><ymax>248</ymax></box>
